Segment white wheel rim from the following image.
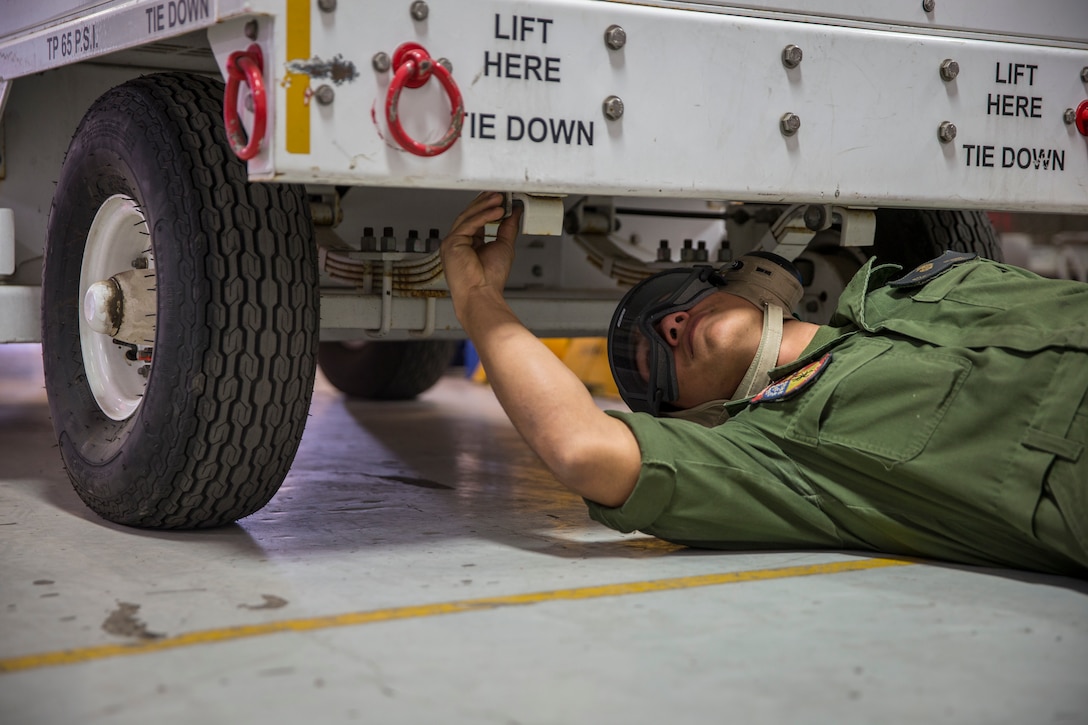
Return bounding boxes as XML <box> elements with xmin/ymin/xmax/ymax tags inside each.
<box><xmin>78</xmin><ymin>195</ymin><xmax>155</xmax><ymax>421</ymax></box>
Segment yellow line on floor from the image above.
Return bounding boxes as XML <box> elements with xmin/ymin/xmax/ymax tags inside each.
<box><xmin>0</xmin><ymin>557</ymin><xmax>913</xmax><ymax>674</ymax></box>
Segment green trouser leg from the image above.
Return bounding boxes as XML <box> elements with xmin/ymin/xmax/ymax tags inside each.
<box><xmin>1033</xmin><ymin>386</ymin><xmax>1088</xmax><ymax>574</ymax></box>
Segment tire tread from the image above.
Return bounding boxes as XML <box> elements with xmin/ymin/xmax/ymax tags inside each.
<box><xmin>43</xmin><ymin>73</ymin><xmax>318</xmax><ymax>529</ymax></box>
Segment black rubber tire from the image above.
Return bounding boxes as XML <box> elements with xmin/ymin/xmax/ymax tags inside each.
<box><xmin>872</xmin><ymin>208</ymin><xmax>1003</xmax><ymax>265</ymax></box>
<box><xmin>41</xmin><ymin>73</ymin><xmax>318</xmax><ymax>529</ymax></box>
<box><xmin>318</xmin><ymin>340</ymin><xmax>458</xmax><ymax>400</ymax></box>
<box><xmin>796</xmin><ymin>208</ymin><xmax>1002</xmax><ymax>324</ymax></box>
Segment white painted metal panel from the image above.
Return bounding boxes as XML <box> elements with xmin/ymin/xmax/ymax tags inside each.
<box><xmin>637</xmin><ymin>1</ymin><xmax>1088</xmax><ymax>47</ymax></box>
<box><xmin>0</xmin><ymin>286</ymin><xmax>41</xmax><ymax>342</ymax></box>
<box><xmin>0</xmin><ymin>0</ymin><xmax>114</xmax><ymax>39</ymax></box>
<box><xmin>256</xmin><ymin>0</ymin><xmax>1088</xmax><ymax>212</ymax></box>
<box><xmin>0</xmin><ymin>0</ymin><xmax>221</xmax><ymax>78</ymax></box>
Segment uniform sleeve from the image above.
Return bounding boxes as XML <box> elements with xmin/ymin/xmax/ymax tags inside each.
<box><xmin>585</xmin><ymin>411</ymin><xmax>852</xmax><ymax>550</ymax></box>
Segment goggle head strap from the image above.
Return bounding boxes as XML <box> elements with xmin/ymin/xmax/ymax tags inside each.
<box><xmin>734</xmin><ymin>303</ymin><xmax>785</xmax><ymax>400</ymax></box>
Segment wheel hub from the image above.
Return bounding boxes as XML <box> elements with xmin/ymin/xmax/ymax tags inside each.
<box><xmin>83</xmin><ymin>279</ymin><xmax>122</xmax><ymax>336</ymax></box>
<box><xmin>78</xmin><ymin>195</ymin><xmax>156</xmax><ymax>421</ymax></box>
<box><xmin>82</xmin><ymin>269</ymin><xmax>158</xmax><ymax>343</ymax></box>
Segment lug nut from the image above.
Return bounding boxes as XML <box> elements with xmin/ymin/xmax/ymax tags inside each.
<box><xmin>1081</xmin><ymin>67</ymin><xmax>1088</xmax><ymax>83</ymax></box>
<box><xmin>380</xmin><ymin>226</ymin><xmax>397</xmax><ymax>252</ymax></box>
<box><xmin>373</xmin><ymin>52</ymin><xmax>391</xmax><ymax>73</ymax></box>
<box><xmin>937</xmin><ymin>120</ymin><xmax>957</xmax><ymax>143</ymax></box>
<box><xmin>780</xmin><ymin>112</ymin><xmax>801</xmax><ymax>136</ymax></box>
<box><xmin>717</xmin><ymin>241</ymin><xmax>732</xmax><ymax>263</ymax></box>
<box><xmin>680</xmin><ymin>239</ymin><xmax>695</xmax><ymax>262</ymax></box>
<box><xmin>317</xmin><ymin>0</ymin><xmax>336</xmax><ymax>11</ymax></box>
<box><xmin>782</xmin><ymin>44</ymin><xmax>803</xmax><ymax>69</ymax></box>
<box><xmin>426</xmin><ymin>228</ymin><xmax>442</xmax><ymax>253</ymax></box>
<box><xmin>1064</xmin><ymin>108</ymin><xmax>1077</xmax><ymax>125</ymax></box>
<box><xmin>657</xmin><ymin>240</ymin><xmax>671</xmax><ymax>262</ymax></box>
<box><xmin>604</xmin><ymin>25</ymin><xmax>627</xmax><ymax>50</ymax></box>
<box><xmin>940</xmin><ymin>59</ymin><xmax>959</xmax><ymax>81</ymax></box>
<box><xmin>244</xmin><ymin>19</ymin><xmax>259</xmax><ymax>40</ymax></box>
<box><xmin>361</xmin><ymin>227</ymin><xmax>378</xmax><ymax>252</ymax></box>
<box><xmin>922</xmin><ymin>0</ymin><xmax>936</xmax><ymax>12</ymax></box>
<box><xmin>603</xmin><ymin>95</ymin><xmax>625</xmax><ymax>120</ymax></box>
<box><xmin>410</xmin><ymin>1</ymin><xmax>429</xmax><ymax>21</ymax></box>
<box><xmin>314</xmin><ymin>85</ymin><xmax>335</xmax><ymax>105</ymax></box>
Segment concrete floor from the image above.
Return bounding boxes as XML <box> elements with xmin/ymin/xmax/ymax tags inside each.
<box><xmin>1</xmin><ymin>342</ymin><xmax>1086</xmax><ymax>725</ymax></box>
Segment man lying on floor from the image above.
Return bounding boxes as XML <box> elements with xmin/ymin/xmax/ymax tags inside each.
<box><xmin>439</xmin><ymin>192</ymin><xmax>1088</xmax><ymax>577</ymax></box>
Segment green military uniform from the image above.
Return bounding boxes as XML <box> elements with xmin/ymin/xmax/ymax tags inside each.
<box><xmin>587</xmin><ymin>254</ymin><xmax>1088</xmax><ymax>577</ymax></box>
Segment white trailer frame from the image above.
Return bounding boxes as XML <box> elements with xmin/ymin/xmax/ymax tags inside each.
<box><xmin>1</xmin><ymin>0</ymin><xmax>1087</xmax><ymax>344</ymax></box>
<box><xmin>2</xmin><ymin>0</ymin><xmax>1086</xmax><ymax>529</ymax></box>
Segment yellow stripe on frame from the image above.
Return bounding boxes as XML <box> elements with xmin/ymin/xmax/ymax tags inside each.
<box><xmin>285</xmin><ymin>0</ymin><xmax>311</xmax><ymax>154</ymax></box>
<box><xmin>0</xmin><ymin>558</ymin><xmax>914</xmax><ymax>674</ymax></box>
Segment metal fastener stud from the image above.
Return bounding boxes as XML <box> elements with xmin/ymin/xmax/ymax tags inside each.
<box><xmin>1081</xmin><ymin>67</ymin><xmax>1088</xmax><ymax>83</ymax></box>
<box><xmin>939</xmin><ymin>59</ymin><xmax>959</xmax><ymax>81</ymax></box>
<box><xmin>695</xmin><ymin>241</ymin><xmax>708</xmax><ymax>262</ymax></box>
<box><xmin>680</xmin><ymin>239</ymin><xmax>695</xmax><ymax>262</ymax></box>
<box><xmin>657</xmin><ymin>240</ymin><xmax>671</xmax><ymax>262</ymax></box>
<box><xmin>937</xmin><ymin>121</ymin><xmax>957</xmax><ymax>143</ymax></box>
<box><xmin>380</xmin><ymin>227</ymin><xmax>397</xmax><ymax>252</ymax></box>
<box><xmin>317</xmin><ymin>0</ymin><xmax>337</xmax><ymax>12</ymax></box>
<box><xmin>244</xmin><ymin>20</ymin><xmax>259</xmax><ymax>40</ymax></box>
<box><xmin>426</xmin><ymin>229</ymin><xmax>442</xmax><ymax>253</ymax></box>
<box><xmin>436</xmin><ymin>57</ymin><xmax>452</xmax><ymax>74</ymax></box>
<box><xmin>780</xmin><ymin>112</ymin><xmax>801</xmax><ymax>136</ymax></box>
<box><xmin>604</xmin><ymin>25</ymin><xmax>627</xmax><ymax>50</ymax></box>
<box><xmin>603</xmin><ymin>95</ymin><xmax>625</xmax><ymax>120</ymax></box>
<box><xmin>803</xmin><ymin>204</ymin><xmax>829</xmax><ymax>231</ymax></box>
<box><xmin>782</xmin><ymin>44</ymin><xmax>803</xmax><ymax>69</ymax></box>
<box><xmin>410</xmin><ymin>1</ymin><xmax>429</xmax><ymax>21</ymax></box>
<box><xmin>1064</xmin><ymin>108</ymin><xmax>1077</xmax><ymax>125</ymax></box>
<box><xmin>314</xmin><ymin>85</ymin><xmax>335</xmax><ymax>105</ymax></box>
<box><xmin>922</xmin><ymin>0</ymin><xmax>936</xmax><ymax>12</ymax></box>
<box><xmin>373</xmin><ymin>52</ymin><xmax>391</xmax><ymax>73</ymax></box>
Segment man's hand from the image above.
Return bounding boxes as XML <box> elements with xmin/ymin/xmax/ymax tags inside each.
<box><xmin>437</xmin><ymin>192</ymin><xmax>642</xmax><ymax>509</ymax></box>
<box><xmin>441</xmin><ymin>192</ymin><xmax>522</xmax><ymax>320</ymax></box>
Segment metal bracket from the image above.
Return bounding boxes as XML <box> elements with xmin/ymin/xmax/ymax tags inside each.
<box><xmin>838</xmin><ymin>207</ymin><xmax>877</xmax><ymax>247</ymax></box>
<box><xmin>0</xmin><ymin>208</ymin><xmax>13</xmax><ymax>277</ymax></box>
<box><xmin>759</xmin><ymin>204</ymin><xmax>877</xmax><ymax>260</ymax></box>
<box><xmin>491</xmin><ymin>192</ymin><xmax>566</xmax><ymax>236</ymax></box>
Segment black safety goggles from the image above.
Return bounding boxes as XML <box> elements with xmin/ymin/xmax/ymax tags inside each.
<box><xmin>607</xmin><ymin>266</ymin><xmax>726</xmax><ymax>415</ymax></box>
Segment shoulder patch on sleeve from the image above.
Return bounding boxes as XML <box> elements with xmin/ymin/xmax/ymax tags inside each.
<box><xmin>889</xmin><ymin>250</ymin><xmax>978</xmax><ymax>288</ymax></box>
<box><xmin>751</xmin><ymin>353</ymin><xmax>832</xmax><ymax>405</ymax></box>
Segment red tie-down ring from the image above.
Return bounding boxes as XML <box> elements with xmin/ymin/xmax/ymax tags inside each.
<box><xmin>1075</xmin><ymin>99</ymin><xmax>1088</xmax><ymax>137</ymax></box>
<box><xmin>385</xmin><ymin>42</ymin><xmax>465</xmax><ymax>157</ymax></box>
<box><xmin>223</xmin><ymin>44</ymin><xmax>267</xmax><ymax>161</ymax></box>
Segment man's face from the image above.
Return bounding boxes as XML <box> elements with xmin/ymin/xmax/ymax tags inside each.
<box><xmin>638</xmin><ymin>291</ymin><xmax>763</xmax><ymax>409</ymax></box>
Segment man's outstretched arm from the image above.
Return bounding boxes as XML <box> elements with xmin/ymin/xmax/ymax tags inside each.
<box><xmin>440</xmin><ymin>193</ymin><xmax>641</xmax><ymax>507</ymax></box>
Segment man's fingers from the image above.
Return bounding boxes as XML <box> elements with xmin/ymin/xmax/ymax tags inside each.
<box><xmin>494</xmin><ymin>206</ymin><xmax>522</xmax><ymax>246</ymax></box>
<box><xmin>447</xmin><ymin>192</ymin><xmax>504</xmax><ymax>238</ymax></box>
